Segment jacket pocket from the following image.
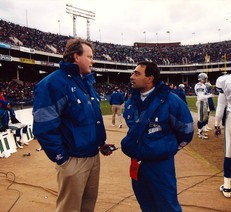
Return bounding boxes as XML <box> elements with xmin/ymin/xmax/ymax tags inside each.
<box><xmin>68</xmin><ymin>97</ymin><xmax>93</xmax><ymax>126</ymax></box>
<box><xmin>56</xmin><ymin>157</ymin><xmax>77</xmax><ymax>176</ymax></box>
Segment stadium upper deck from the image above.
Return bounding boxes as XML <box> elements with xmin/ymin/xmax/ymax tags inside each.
<box><xmin>0</xmin><ymin>19</ymin><xmax>231</xmax><ymax>85</ymax></box>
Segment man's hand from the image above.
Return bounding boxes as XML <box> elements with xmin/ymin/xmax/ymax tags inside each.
<box><xmin>99</xmin><ymin>144</ymin><xmax>117</xmax><ymax>156</ymax></box>
<box><xmin>215</xmin><ymin>126</ymin><xmax>221</xmax><ymax>136</ymax></box>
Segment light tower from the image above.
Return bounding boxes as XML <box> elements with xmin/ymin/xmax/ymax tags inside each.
<box><xmin>66</xmin><ymin>4</ymin><xmax>95</xmax><ymax>40</ymax></box>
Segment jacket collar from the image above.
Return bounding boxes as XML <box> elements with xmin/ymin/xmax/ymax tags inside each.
<box><xmin>131</xmin><ymin>81</ymin><xmax>170</xmax><ymax>111</ymax></box>
<box><xmin>59</xmin><ymin>60</ymin><xmax>80</xmax><ymax>76</ymax></box>
<box><xmin>59</xmin><ymin>60</ymin><xmax>95</xmax><ymax>86</ymax></box>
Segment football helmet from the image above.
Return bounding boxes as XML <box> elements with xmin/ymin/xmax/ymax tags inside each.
<box><xmin>178</xmin><ymin>84</ymin><xmax>185</xmax><ymax>89</ymax></box>
<box><xmin>198</xmin><ymin>73</ymin><xmax>208</xmax><ymax>82</ymax></box>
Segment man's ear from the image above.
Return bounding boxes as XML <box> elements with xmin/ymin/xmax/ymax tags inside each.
<box><xmin>73</xmin><ymin>52</ymin><xmax>79</xmax><ymax>62</ymax></box>
<box><xmin>148</xmin><ymin>75</ymin><xmax>154</xmax><ymax>84</ymax></box>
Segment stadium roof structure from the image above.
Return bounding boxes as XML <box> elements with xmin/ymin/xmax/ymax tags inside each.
<box><xmin>134</xmin><ymin>42</ymin><xmax>181</xmax><ymax>48</ymax></box>
<box><xmin>66</xmin><ymin>4</ymin><xmax>95</xmax><ymax>40</ymax></box>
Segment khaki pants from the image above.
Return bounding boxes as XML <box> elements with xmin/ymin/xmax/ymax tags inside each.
<box><xmin>55</xmin><ymin>154</ymin><xmax>100</xmax><ymax>212</ymax></box>
<box><xmin>111</xmin><ymin>104</ymin><xmax>123</xmax><ymax>126</ymax></box>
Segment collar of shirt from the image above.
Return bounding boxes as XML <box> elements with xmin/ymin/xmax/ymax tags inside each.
<box><xmin>140</xmin><ymin>87</ymin><xmax>155</xmax><ymax>101</ymax></box>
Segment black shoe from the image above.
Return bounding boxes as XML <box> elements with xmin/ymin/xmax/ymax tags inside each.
<box><xmin>16</xmin><ymin>142</ymin><xmax>23</xmax><ymax>149</ymax></box>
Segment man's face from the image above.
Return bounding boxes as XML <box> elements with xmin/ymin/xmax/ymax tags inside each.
<box><xmin>74</xmin><ymin>44</ymin><xmax>94</xmax><ymax>75</ymax></box>
<box><xmin>130</xmin><ymin>64</ymin><xmax>152</xmax><ymax>92</ymax></box>
<box><xmin>201</xmin><ymin>78</ymin><xmax>207</xmax><ymax>84</ymax></box>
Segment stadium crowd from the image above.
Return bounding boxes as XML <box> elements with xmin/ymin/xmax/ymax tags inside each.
<box><xmin>1</xmin><ymin>19</ymin><xmax>231</xmax><ymax>65</ymax></box>
<box><xmin>0</xmin><ymin>80</ymin><xmax>131</xmax><ymax>106</ymax></box>
<box><xmin>0</xmin><ymin>79</ymin><xmax>199</xmax><ymax>107</ymax></box>
<box><xmin>0</xmin><ymin>19</ymin><xmax>226</xmax><ymax>104</ymax></box>
<box><xmin>0</xmin><ymin>81</ymin><xmax>36</xmax><ymax>107</ymax></box>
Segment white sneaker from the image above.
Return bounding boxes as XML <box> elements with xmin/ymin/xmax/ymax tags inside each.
<box><xmin>198</xmin><ymin>133</ymin><xmax>208</xmax><ymax>139</ymax></box>
<box><xmin>220</xmin><ymin>185</ymin><xmax>231</xmax><ymax>198</ymax></box>
<box><xmin>21</xmin><ymin>134</ymin><xmax>28</xmax><ymax>145</ymax></box>
<box><xmin>197</xmin><ymin>131</ymin><xmax>208</xmax><ymax>136</ymax></box>
<box><xmin>16</xmin><ymin>142</ymin><xmax>23</xmax><ymax>149</ymax></box>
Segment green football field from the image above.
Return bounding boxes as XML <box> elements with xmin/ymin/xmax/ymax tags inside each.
<box><xmin>100</xmin><ymin>95</ymin><xmax>218</xmax><ymax>115</ymax></box>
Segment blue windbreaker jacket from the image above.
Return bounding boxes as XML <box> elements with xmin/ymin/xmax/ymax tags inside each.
<box><xmin>33</xmin><ymin>61</ymin><xmax>106</xmax><ymax>165</ymax></box>
<box><xmin>121</xmin><ymin>82</ymin><xmax>194</xmax><ymax>211</ymax></box>
<box><xmin>109</xmin><ymin>91</ymin><xmax>124</xmax><ymax>105</ymax></box>
<box><xmin>121</xmin><ymin>82</ymin><xmax>194</xmax><ymax>161</ymax></box>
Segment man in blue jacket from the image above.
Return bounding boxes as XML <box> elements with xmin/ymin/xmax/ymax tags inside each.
<box><xmin>175</xmin><ymin>83</ymin><xmax>187</xmax><ymax>104</ymax></box>
<box><xmin>0</xmin><ymin>100</ymin><xmax>28</xmax><ymax>148</ymax></box>
<box><xmin>33</xmin><ymin>38</ymin><xmax>113</xmax><ymax>212</ymax></box>
<box><xmin>109</xmin><ymin>87</ymin><xmax>124</xmax><ymax>128</ymax></box>
<box><xmin>121</xmin><ymin>61</ymin><xmax>194</xmax><ymax>212</ymax></box>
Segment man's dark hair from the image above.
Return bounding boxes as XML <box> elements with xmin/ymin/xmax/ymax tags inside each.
<box><xmin>63</xmin><ymin>38</ymin><xmax>94</xmax><ymax>62</ymax></box>
<box><xmin>137</xmin><ymin>61</ymin><xmax>161</xmax><ymax>85</ymax></box>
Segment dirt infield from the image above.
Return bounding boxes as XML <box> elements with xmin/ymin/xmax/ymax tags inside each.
<box><xmin>0</xmin><ymin>113</ymin><xmax>230</xmax><ymax>212</ymax></box>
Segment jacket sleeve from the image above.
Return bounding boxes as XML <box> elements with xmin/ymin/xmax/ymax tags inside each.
<box><xmin>33</xmin><ymin>81</ymin><xmax>69</xmax><ymax>165</ymax></box>
<box><xmin>169</xmin><ymin>94</ymin><xmax>194</xmax><ymax>150</ymax></box>
<box><xmin>197</xmin><ymin>91</ymin><xmax>213</xmax><ymax>101</ymax></box>
<box><xmin>109</xmin><ymin>93</ymin><xmax>113</xmax><ymax>105</ymax></box>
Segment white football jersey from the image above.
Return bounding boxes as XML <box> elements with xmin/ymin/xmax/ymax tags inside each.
<box><xmin>220</xmin><ymin>75</ymin><xmax>231</xmax><ymax>112</ymax></box>
<box><xmin>194</xmin><ymin>82</ymin><xmax>212</xmax><ymax>102</ymax></box>
<box><xmin>215</xmin><ymin>74</ymin><xmax>231</xmax><ymax>125</ymax></box>
<box><xmin>215</xmin><ymin>74</ymin><xmax>230</xmax><ymax>93</ymax></box>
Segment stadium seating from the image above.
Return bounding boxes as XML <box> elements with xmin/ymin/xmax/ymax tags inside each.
<box><xmin>1</xmin><ymin>19</ymin><xmax>231</xmax><ymax>65</ymax></box>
